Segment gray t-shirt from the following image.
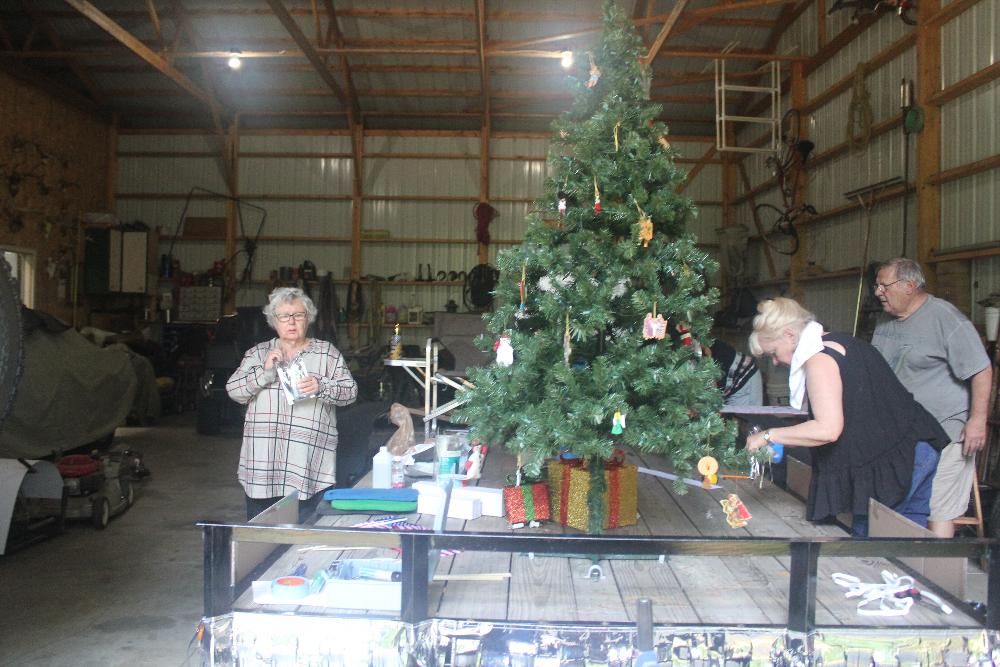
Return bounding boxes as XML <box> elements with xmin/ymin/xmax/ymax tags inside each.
<box><xmin>871</xmin><ymin>295</ymin><xmax>990</xmax><ymax>441</ymax></box>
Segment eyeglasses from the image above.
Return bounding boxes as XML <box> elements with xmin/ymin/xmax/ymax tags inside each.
<box><xmin>874</xmin><ymin>279</ymin><xmax>905</xmax><ymax>292</ymax></box>
<box><xmin>275</xmin><ymin>312</ymin><xmax>307</xmax><ymax>323</ymax></box>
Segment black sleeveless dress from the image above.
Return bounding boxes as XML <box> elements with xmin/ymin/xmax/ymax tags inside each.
<box><xmin>806</xmin><ymin>332</ymin><xmax>949</xmax><ymax>521</ymax></box>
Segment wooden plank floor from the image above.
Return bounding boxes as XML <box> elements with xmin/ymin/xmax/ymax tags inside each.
<box><xmin>232</xmin><ymin>447</ymin><xmax>979</xmax><ymax>629</ymax></box>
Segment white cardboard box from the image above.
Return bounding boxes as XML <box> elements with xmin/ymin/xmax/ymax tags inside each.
<box><xmin>251</xmin><ymin>558</ymin><xmax>403</xmax><ymax>611</ymax></box>
<box><xmin>454</xmin><ymin>486</ymin><xmax>504</xmax><ymax>517</ymax></box>
<box><xmin>413</xmin><ymin>481</ymin><xmax>483</xmax><ymax>520</ymax></box>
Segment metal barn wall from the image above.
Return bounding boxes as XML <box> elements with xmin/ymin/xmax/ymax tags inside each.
<box><xmin>738</xmin><ymin>2</ymin><xmax>999</xmax><ymax>333</ymax></box>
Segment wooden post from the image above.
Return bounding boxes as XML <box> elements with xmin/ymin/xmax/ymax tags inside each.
<box><xmin>349</xmin><ymin>122</ymin><xmax>364</xmax><ymax>349</ymax></box>
<box><xmin>478</xmin><ymin>119</ymin><xmax>490</xmax><ymax>265</ymax></box>
<box><xmin>106</xmin><ymin>112</ymin><xmax>118</xmax><ymax>211</ymax></box>
<box><xmin>915</xmin><ymin>0</ymin><xmax>942</xmax><ymax>291</ymax></box>
<box><xmin>788</xmin><ymin>61</ymin><xmax>807</xmax><ymax>303</ymax></box>
<box><xmin>224</xmin><ymin>117</ymin><xmax>239</xmax><ymax>315</ymax></box>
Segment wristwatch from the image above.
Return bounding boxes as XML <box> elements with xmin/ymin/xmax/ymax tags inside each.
<box><xmin>762</xmin><ymin>430</ymin><xmax>772</xmax><ymax>444</ymax></box>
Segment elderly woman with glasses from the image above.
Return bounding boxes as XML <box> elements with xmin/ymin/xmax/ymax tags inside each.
<box><xmin>227</xmin><ymin>287</ymin><xmax>357</xmax><ymax>521</ymax></box>
<box><xmin>745</xmin><ymin>297</ymin><xmax>948</xmax><ymax>536</ymax></box>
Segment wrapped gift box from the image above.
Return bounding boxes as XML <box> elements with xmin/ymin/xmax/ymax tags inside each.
<box><xmin>547</xmin><ymin>454</ymin><xmax>638</xmax><ymax>532</ymax></box>
<box><xmin>502</xmin><ymin>481</ymin><xmax>551</xmax><ymax>527</ymax></box>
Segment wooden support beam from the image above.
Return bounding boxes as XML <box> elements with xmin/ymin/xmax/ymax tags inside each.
<box><xmin>803</xmin><ymin>32</ymin><xmax>915</xmax><ymax>114</ymax></box>
<box><xmin>677</xmin><ymin>144</ymin><xmax>716</xmax><ymax>194</ymax></box>
<box><xmin>915</xmin><ymin>0</ymin><xmax>942</xmax><ymax>283</ymax></box>
<box><xmin>787</xmin><ymin>62</ymin><xmax>807</xmax><ymax>303</ymax></box>
<box><xmin>475</xmin><ymin>0</ymin><xmax>490</xmax><ymax>127</ymax></box>
<box><xmin>925</xmin><ymin>0</ymin><xmax>983</xmax><ymax>26</ymax></box>
<box><xmin>926</xmin><ymin>152</ymin><xmax>1000</xmax><ymax>186</ymax></box>
<box><xmin>641</xmin><ymin>0</ymin><xmax>690</xmax><ymax>65</ymax></box>
<box><xmin>169</xmin><ymin>0</ymin><xmax>233</xmax><ymax>191</ymax></box>
<box><xmin>62</xmin><ymin>0</ymin><xmax>224</xmax><ymax>121</ymax></box>
<box><xmin>21</xmin><ymin>0</ymin><xmax>107</xmax><ymax>106</ymax></box>
<box><xmin>816</xmin><ymin>0</ymin><xmax>827</xmax><ymax>46</ymax></box>
<box><xmin>322</xmin><ymin>0</ymin><xmax>361</xmax><ymax>122</ymax></box>
<box><xmin>929</xmin><ymin>61</ymin><xmax>1000</xmax><ymax>107</ymax></box>
<box><xmin>145</xmin><ymin>0</ymin><xmax>166</xmax><ymax>53</ymax></box>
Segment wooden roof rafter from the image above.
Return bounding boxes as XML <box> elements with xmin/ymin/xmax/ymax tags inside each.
<box><xmin>61</xmin><ymin>0</ymin><xmax>225</xmax><ymax>122</ymax></box>
<box><xmin>168</xmin><ymin>0</ymin><xmax>234</xmax><ymax>192</ymax></box>
<box><xmin>322</xmin><ymin>0</ymin><xmax>361</xmax><ymax>123</ymax></box>
<box><xmin>145</xmin><ymin>0</ymin><xmax>166</xmax><ymax>54</ymax></box>
<box><xmin>641</xmin><ymin>0</ymin><xmax>692</xmax><ymax>65</ymax></box>
<box><xmin>19</xmin><ymin>0</ymin><xmax>107</xmax><ymax>107</ymax></box>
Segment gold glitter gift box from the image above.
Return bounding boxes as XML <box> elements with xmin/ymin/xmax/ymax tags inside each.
<box><xmin>546</xmin><ymin>452</ymin><xmax>638</xmax><ymax>532</ymax></box>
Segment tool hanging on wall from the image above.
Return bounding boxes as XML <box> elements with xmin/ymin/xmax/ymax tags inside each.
<box><xmin>845</xmin><ymin>177</ymin><xmax>904</xmax><ymax>336</ymax></box>
<box><xmin>474</xmin><ymin>202</ymin><xmax>499</xmax><ymax>246</ymax></box>
<box><xmin>846</xmin><ymin>65</ymin><xmax>874</xmax><ymax>153</ymax></box>
<box><xmin>899</xmin><ymin>78</ymin><xmax>924</xmax><ymax>258</ymax></box>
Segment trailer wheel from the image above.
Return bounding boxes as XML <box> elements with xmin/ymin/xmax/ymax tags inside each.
<box><xmin>92</xmin><ymin>497</ymin><xmax>110</xmax><ymax>530</ymax></box>
<box><xmin>121</xmin><ymin>478</ymin><xmax>134</xmax><ymax>508</ymax></box>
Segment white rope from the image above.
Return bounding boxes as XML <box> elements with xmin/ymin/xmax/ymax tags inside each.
<box><xmin>831</xmin><ymin>571</ymin><xmax>952</xmax><ymax>617</ymax></box>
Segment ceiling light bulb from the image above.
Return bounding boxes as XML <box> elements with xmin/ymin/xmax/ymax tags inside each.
<box><xmin>560</xmin><ymin>51</ymin><xmax>573</xmax><ymax>69</ymax></box>
<box><xmin>227</xmin><ymin>52</ymin><xmax>242</xmax><ymax>70</ymax></box>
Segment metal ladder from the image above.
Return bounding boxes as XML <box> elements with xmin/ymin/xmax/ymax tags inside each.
<box><xmin>715</xmin><ymin>59</ymin><xmax>782</xmax><ymax>154</ymax></box>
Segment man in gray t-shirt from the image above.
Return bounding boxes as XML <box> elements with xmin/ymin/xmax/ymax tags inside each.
<box><xmin>871</xmin><ymin>258</ymin><xmax>992</xmax><ymax>538</ymax></box>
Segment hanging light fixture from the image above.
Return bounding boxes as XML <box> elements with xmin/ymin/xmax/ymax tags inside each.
<box><xmin>560</xmin><ymin>50</ymin><xmax>574</xmax><ymax>69</ymax></box>
<box><xmin>227</xmin><ymin>50</ymin><xmax>242</xmax><ymax>70</ymax></box>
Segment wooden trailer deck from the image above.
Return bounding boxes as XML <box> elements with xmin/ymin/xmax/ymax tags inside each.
<box><xmin>223</xmin><ymin>448</ymin><xmax>988</xmax><ymax>631</ymax></box>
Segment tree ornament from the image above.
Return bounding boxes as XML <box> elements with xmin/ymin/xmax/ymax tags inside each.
<box><xmin>495</xmin><ymin>333</ymin><xmax>514</xmax><ymax>367</ymax></box>
<box><xmin>658</xmin><ymin>134</ymin><xmax>671</xmax><ymax>150</ymax></box>
<box><xmin>635</xmin><ymin>201</ymin><xmax>653</xmax><ymax>248</ymax></box>
<box><xmin>697</xmin><ymin>456</ymin><xmax>719</xmax><ymax>487</ymax></box>
<box><xmin>676</xmin><ymin>320</ymin><xmax>693</xmax><ymax>346</ymax></box>
<box><xmin>611</xmin><ymin>410</ymin><xmax>626</xmax><ymax>435</ymax></box>
<box><xmin>563</xmin><ymin>312</ymin><xmax>572</xmax><ymax>366</ymax></box>
<box><xmin>586</xmin><ymin>53</ymin><xmax>601</xmax><ymax>88</ymax></box>
<box><xmin>613</xmin><ymin>120</ymin><xmax>621</xmax><ymax>151</ymax></box>
<box><xmin>642</xmin><ymin>303</ymin><xmax>667</xmax><ymax>340</ymax></box>
<box><xmin>557</xmin><ymin>190</ymin><xmax>568</xmax><ymax>218</ymax></box>
<box><xmin>593</xmin><ymin>175</ymin><xmax>601</xmax><ymax>215</ymax></box>
<box><xmin>516</xmin><ymin>262</ymin><xmax>527</xmax><ymax>318</ymax></box>
<box><xmin>720</xmin><ymin>494</ymin><xmax>752</xmax><ymax>528</ymax></box>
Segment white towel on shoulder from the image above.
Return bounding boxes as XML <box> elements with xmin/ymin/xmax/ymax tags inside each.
<box><xmin>788</xmin><ymin>320</ymin><xmax>825</xmax><ymax>410</ymax></box>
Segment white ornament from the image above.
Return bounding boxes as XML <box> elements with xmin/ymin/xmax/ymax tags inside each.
<box><xmin>538</xmin><ymin>274</ymin><xmax>575</xmax><ymax>293</ymax></box>
<box><xmin>495</xmin><ymin>334</ymin><xmax>514</xmax><ymax>367</ymax></box>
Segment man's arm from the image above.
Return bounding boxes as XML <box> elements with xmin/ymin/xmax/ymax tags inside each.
<box><xmin>961</xmin><ymin>363</ymin><xmax>993</xmax><ymax>456</ymax></box>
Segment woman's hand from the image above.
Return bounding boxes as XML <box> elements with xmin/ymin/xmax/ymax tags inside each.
<box><xmin>297</xmin><ymin>375</ymin><xmax>321</xmax><ymax>396</ymax></box>
<box><xmin>263</xmin><ymin>348</ymin><xmax>282</xmax><ymax>370</ymax></box>
<box><xmin>746</xmin><ymin>431</ymin><xmax>768</xmax><ymax>452</ymax></box>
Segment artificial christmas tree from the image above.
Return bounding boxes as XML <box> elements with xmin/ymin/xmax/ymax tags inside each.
<box><xmin>459</xmin><ymin>1</ymin><xmax>737</xmax><ymax>533</ymax></box>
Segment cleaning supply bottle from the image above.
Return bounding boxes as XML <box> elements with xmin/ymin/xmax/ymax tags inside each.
<box><xmin>391</xmin><ymin>456</ymin><xmax>406</xmax><ymax>488</ymax></box>
<box><xmin>372</xmin><ymin>446</ymin><xmax>392</xmax><ymax>488</ymax></box>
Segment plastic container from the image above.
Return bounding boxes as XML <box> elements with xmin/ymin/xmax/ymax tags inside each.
<box><xmin>391</xmin><ymin>456</ymin><xmax>406</xmax><ymax>488</ymax></box>
<box><xmin>372</xmin><ymin>446</ymin><xmax>392</xmax><ymax>489</ymax></box>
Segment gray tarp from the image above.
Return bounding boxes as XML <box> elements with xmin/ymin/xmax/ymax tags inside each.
<box><xmin>0</xmin><ymin>321</ymin><xmax>137</xmax><ymax>458</ymax></box>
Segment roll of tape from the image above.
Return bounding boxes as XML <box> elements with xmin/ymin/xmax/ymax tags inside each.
<box><xmin>271</xmin><ymin>576</ymin><xmax>310</xmax><ymax>600</ymax></box>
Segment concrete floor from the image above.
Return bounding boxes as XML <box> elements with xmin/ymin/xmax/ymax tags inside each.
<box><xmin>0</xmin><ymin>413</ymin><xmax>245</xmax><ymax>667</ymax></box>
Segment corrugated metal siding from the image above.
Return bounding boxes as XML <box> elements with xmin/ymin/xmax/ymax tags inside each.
<box><xmin>802</xmin><ymin>277</ymin><xmax>860</xmax><ymax>332</ymax></box>
<box><xmin>972</xmin><ymin>256</ymin><xmax>1000</xmax><ymax>325</ymax></box>
<box><xmin>240</xmin><ymin>157</ymin><xmax>353</xmax><ymax>195</ymax></box>
<box><xmin>940</xmin><ymin>171</ymin><xmax>999</xmax><ymax>249</ymax></box>
<box><xmin>118</xmin><ymin>156</ymin><xmax>228</xmax><ymax>194</ymax></box>
<box><xmin>808</xmin><ymin>16</ymin><xmax>911</xmax><ymax>96</ymax></box>
<box><xmin>941</xmin><ymin>78</ymin><xmax>999</xmax><ymax>171</ymax></box>
<box><xmin>364</xmin><ymin>158</ymin><xmax>478</xmax><ymax>197</ymax></box>
<box><xmin>941</xmin><ymin>0</ymin><xmax>998</xmax><ymax>86</ymax></box>
<box><xmin>777</xmin><ymin>1</ymin><xmax>819</xmax><ymax>60</ymax></box>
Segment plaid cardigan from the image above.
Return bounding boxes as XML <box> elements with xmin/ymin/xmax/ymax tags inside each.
<box><xmin>226</xmin><ymin>338</ymin><xmax>358</xmax><ymax>499</ymax></box>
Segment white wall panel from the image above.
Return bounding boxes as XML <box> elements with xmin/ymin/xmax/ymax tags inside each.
<box><xmin>809</xmin><ymin>17</ymin><xmax>912</xmax><ymax>95</ymax></box>
<box><xmin>240</xmin><ymin>157</ymin><xmax>353</xmax><ymax>195</ymax></box>
<box><xmin>941</xmin><ymin>79</ymin><xmax>999</xmax><ymax>170</ymax></box>
<box><xmin>118</xmin><ymin>157</ymin><xmax>227</xmax><ymax>194</ymax></box>
<box><xmin>237</xmin><ymin>200</ymin><xmax>352</xmax><ymax>239</ymax></box>
<box><xmin>777</xmin><ymin>1</ymin><xmax>819</xmax><ymax>61</ymax></box>
<box><xmin>362</xmin><ymin>200</ymin><xmax>472</xmax><ymax>239</ymax></box>
<box><xmin>118</xmin><ymin>134</ymin><xmax>220</xmax><ymax>153</ymax></box>
<box><xmin>802</xmin><ymin>277</ymin><xmax>859</xmax><ymax>332</ymax></box>
<box><xmin>941</xmin><ymin>0</ymin><xmax>998</xmax><ymax>86</ymax></box>
<box><xmin>489</xmin><ymin>158</ymin><xmax>548</xmax><ymax>199</ymax></box>
<box><xmin>239</xmin><ymin>135</ymin><xmax>352</xmax><ymax>153</ymax></box>
<box><xmin>365</xmin><ymin>135</ymin><xmax>479</xmax><ymax>155</ymax></box>
<box><xmin>365</xmin><ymin>158</ymin><xmax>478</xmax><ymax>197</ymax></box>
<box><xmin>491</xmin><ymin>137</ymin><xmax>549</xmax><ymax>158</ymax></box>
<box><xmin>941</xmin><ymin>171</ymin><xmax>1000</xmax><ymax>249</ymax></box>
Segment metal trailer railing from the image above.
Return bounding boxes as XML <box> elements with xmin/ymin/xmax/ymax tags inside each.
<box><xmin>199</xmin><ymin>521</ymin><xmax>1000</xmax><ymax>633</ymax></box>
